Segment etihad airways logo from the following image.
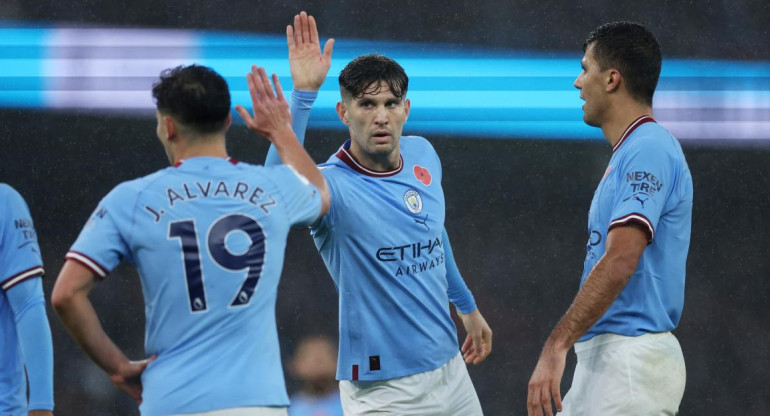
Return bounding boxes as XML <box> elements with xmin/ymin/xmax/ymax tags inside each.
<box><xmin>376</xmin><ymin>237</ymin><xmax>442</xmax><ymax>262</ymax></box>
<box><xmin>376</xmin><ymin>237</ymin><xmax>445</xmax><ymax>277</ymax></box>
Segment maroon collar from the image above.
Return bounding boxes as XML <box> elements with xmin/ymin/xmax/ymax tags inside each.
<box><xmin>613</xmin><ymin>115</ymin><xmax>656</xmax><ymax>153</ymax></box>
<box><xmin>173</xmin><ymin>157</ymin><xmax>238</xmax><ymax>168</ymax></box>
<box><xmin>335</xmin><ymin>140</ymin><xmax>403</xmax><ymax>177</ymax></box>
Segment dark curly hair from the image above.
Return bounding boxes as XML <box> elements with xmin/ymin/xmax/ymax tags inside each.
<box><xmin>338</xmin><ymin>54</ymin><xmax>408</xmax><ymax>100</ymax></box>
<box><xmin>584</xmin><ymin>22</ymin><xmax>662</xmax><ymax>106</ymax></box>
<box><xmin>152</xmin><ymin>64</ymin><xmax>231</xmax><ymax>134</ymax></box>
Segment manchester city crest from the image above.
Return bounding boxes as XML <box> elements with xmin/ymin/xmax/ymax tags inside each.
<box><xmin>403</xmin><ymin>189</ymin><xmax>423</xmax><ymax>214</ymax></box>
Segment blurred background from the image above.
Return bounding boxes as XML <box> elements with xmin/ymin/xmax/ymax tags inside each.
<box><xmin>1</xmin><ymin>1</ymin><xmax>769</xmax><ymax>415</ymax></box>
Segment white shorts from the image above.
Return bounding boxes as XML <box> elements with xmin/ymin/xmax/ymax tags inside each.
<box><xmin>559</xmin><ymin>332</ymin><xmax>686</xmax><ymax>416</ymax></box>
<box><xmin>170</xmin><ymin>407</ymin><xmax>288</xmax><ymax>416</ymax></box>
<box><xmin>339</xmin><ymin>352</ymin><xmax>483</xmax><ymax>416</ymax></box>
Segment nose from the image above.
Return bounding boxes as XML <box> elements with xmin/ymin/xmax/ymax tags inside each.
<box><xmin>374</xmin><ymin>105</ymin><xmax>388</xmax><ymax>124</ymax></box>
<box><xmin>573</xmin><ymin>74</ymin><xmax>582</xmax><ymax>90</ymax></box>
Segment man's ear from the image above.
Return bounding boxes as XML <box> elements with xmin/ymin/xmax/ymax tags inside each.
<box><xmin>223</xmin><ymin>113</ymin><xmax>232</xmax><ymax>131</ymax></box>
<box><xmin>606</xmin><ymin>69</ymin><xmax>622</xmax><ymax>93</ymax></box>
<box><xmin>164</xmin><ymin>115</ymin><xmax>177</xmax><ymax>141</ymax></box>
<box><xmin>403</xmin><ymin>98</ymin><xmax>411</xmax><ymax>122</ymax></box>
<box><xmin>336</xmin><ymin>101</ymin><xmax>349</xmax><ymax>126</ymax></box>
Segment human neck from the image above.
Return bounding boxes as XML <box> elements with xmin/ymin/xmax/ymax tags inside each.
<box><xmin>600</xmin><ymin>100</ymin><xmax>654</xmax><ymax>148</ymax></box>
<box><xmin>170</xmin><ymin>135</ymin><xmax>228</xmax><ymax>165</ymax></box>
<box><xmin>348</xmin><ymin>142</ymin><xmax>401</xmax><ymax>172</ymax></box>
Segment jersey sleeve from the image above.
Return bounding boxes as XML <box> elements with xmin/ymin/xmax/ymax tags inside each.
<box><xmin>268</xmin><ymin>165</ymin><xmax>322</xmax><ymax>227</ymax></box>
<box><xmin>265</xmin><ymin>89</ymin><xmax>318</xmax><ymax>166</ymax></box>
<box><xmin>5</xmin><ymin>277</ymin><xmax>54</xmax><ymax>410</ymax></box>
<box><xmin>65</xmin><ymin>185</ymin><xmax>133</xmax><ymax>279</ymax></box>
<box><xmin>443</xmin><ymin>229</ymin><xmax>477</xmax><ymax>314</ymax></box>
<box><xmin>0</xmin><ymin>185</ymin><xmax>45</xmax><ymax>291</ymax></box>
<box><xmin>608</xmin><ymin>143</ymin><xmax>675</xmax><ymax>242</ymax></box>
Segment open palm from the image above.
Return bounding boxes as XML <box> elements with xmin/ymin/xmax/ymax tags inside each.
<box><xmin>286</xmin><ymin>11</ymin><xmax>334</xmax><ymax>91</ymax></box>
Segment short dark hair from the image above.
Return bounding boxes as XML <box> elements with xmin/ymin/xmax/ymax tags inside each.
<box><xmin>338</xmin><ymin>54</ymin><xmax>408</xmax><ymax>100</ymax></box>
<box><xmin>584</xmin><ymin>21</ymin><xmax>661</xmax><ymax>106</ymax></box>
<box><xmin>152</xmin><ymin>64</ymin><xmax>231</xmax><ymax>134</ymax></box>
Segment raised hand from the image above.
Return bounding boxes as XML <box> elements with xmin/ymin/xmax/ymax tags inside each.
<box><xmin>287</xmin><ymin>11</ymin><xmax>334</xmax><ymax>91</ymax></box>
<box><xmin>109</xmin><ymin>356</ymin><xmax>156</xmax><ymax>404</ymax></box>
<box><xmin>235</xmin><ymin>66</ymin><xmax>292</xmax><ymax>140</ymax></box>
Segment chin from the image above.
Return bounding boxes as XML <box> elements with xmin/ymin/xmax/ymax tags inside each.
<box><xmin>582</xmin><ymin>113</ymin><xmax>601</xmax><ymax>128</ymax></box>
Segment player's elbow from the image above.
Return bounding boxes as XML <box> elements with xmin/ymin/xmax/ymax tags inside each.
<box><xmin>51</xmin><ymin>275</ymin><xmax>80</xmax><ymax>316</ymax></box>
<box><xmin>50</xmin><ymin>282</ymin><xmax>73</xmax><ymax>315</ymax></box>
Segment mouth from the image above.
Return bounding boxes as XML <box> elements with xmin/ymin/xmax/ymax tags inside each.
<box><xmin>372</xmin><ymin>131</ymin><xmax>391</xmax><ymax>142</ymax></box>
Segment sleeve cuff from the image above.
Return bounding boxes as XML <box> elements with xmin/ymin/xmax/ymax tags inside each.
<box><xmin>65</xmin><ymin>251</ymin><xmax>109</xmax><ymax>279</ymax></box>
<box><xmin>1</xmin><ymin>266</ymin><xmax>44</xmax><ymax>291</ymax></box>
<box><xmin>453</xmin><ymin>292</ymin><xmax>477</xmax><ymax>315</ymax></box>
<box><xmin>609</xmin><ymin>213</ymin><xmax>654</xmax><ymax>243</ymax></box>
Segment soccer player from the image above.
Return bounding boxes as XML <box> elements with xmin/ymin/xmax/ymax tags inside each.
<box><xmin>264</xmin><ymin>12</ymin><xmax>492</xmax><ymax>415</ymax></box>
<box><xmin>0</xmin><ymin>184</ymin><xmax>54</xmax><ymax>416</ymax></box>
<box><xmin>51</xmin><ymin>64</ymin><xmax>330</xmax><ymax>415</ymax></box>
<box><xmin>287</xmin><ymin>335</ymin><xmax>343</xmax><ymax>416</ymax></box>
<box><xmin>527</xmin><ymin>22</ymin><xmax>692</xmax><ymax>416</ymax></box>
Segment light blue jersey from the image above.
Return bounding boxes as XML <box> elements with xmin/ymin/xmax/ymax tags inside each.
<box><xmin>288</xmin><ymin>390</ymin><xmax>343</xmax><ymax>416</ymax></box>
<box><xmin>266</xmin><ymin>91</ymin><xmax>477</xmax><ymax>382</ymax></box>
<box><xmin>581</xmin><ymin>116</ymin><xmax>693</xmax><ymax>341</ymax></box>
<box><xmin>0</xmin><ymin>184</ymin><xmax>54</xmax><ymax>415</ymax></box>
<box><xmin>66</xmin><ymin>157</ymin><xmax>321</xmax><ymax>415</ymax></box>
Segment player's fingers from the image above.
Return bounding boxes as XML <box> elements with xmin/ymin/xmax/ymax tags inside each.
<box><xmin>286</xmin><ymin>25</ymin><xmax>295</xmax><ymax>52</ymax></box>
<box><xmin>323</xmin><ymin>38</ymin><xmax>335</xmax><ymax>63</ymax></box>
<box><xmin>308</xmin><ymin>14</ymin><xmax>319</xmax><ymax>44</ymax></box>
<box><xmin>543</xmin><ymin>387</ymin><xmax>554</xmax><ymax>416</ymax></box>
<box><xmin>255</xmin><ymin>67</ymin><xmax>273</xmax><ymax>99</ymax></box>
<box><xmin>551</xmin><ymin>381</ymin><xmax>563</xmax><ymax>412</ymax></box>
<box><xmin>246</xmin><ymin>70</ymin><xmax>260</xmax><ymax>104</ymax></box>
<box><xmin>272</xmin><ymin>73</ymin><xmax>285</xmax><ymax>102</ymax></box>
<box><xmin>529</xmin><ymin>386</ymin><xmax>542</xmax><ymax>416</ymax></box>
<box><xmin>235</xmin><ymin>106</ymin><xmax>254</xmax><ymax>127</ymax></box>
<box><xmin>300</xmin><ymin>11</ymin><xmax>310</xmax><ymax>44</ymax></box>
<box><xmin>461</xmin><ymin>334</ymin><xmax>472</xmax><ymax>353</ymax></box>
<box><xmin>259</xmin><ymin>67</ymin><xmax>275</xmax><ymax>99</ymax></box>
<box><xmin>293</xmin><ymin>14</ymin><xmax>301</xmax><ymax>44</ymax></box>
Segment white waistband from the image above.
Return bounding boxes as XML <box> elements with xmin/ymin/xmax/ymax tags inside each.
<box><xmin>574</xmin><ymin>332</ymin><xmax>673</xmax><ymax>357</ymax></box>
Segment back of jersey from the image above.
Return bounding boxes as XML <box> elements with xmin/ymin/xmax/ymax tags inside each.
<box><xmin>66</xmin><ymin>157</ymin><xmax>320</xmax><ymax>415</ymax></box>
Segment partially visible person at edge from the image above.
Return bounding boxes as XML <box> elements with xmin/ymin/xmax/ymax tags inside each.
<box><xmin>527</xmin><ymin>21</ymin><xmax>692</xmax><ymax>416</ymax></box>
<box><xmin>1</xmin><ymin>184</ymin><xmax>54</xmax><ymax>416</ymax></box>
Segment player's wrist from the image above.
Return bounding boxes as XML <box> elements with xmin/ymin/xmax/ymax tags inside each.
<box><xmin>265</xmin><ymin>124</ymin><xmax>296</xmax><ymax>144</ymax></box>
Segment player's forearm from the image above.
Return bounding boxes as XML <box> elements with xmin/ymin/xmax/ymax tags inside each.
<box><xmin>53</xmin><ymin>290</ymin><xmax>129</xmax><ymax>376</ymax></box>
<box><xmin>269</xmin><ymin>127</ymin><xmax>330</xmax><ymax>213</ymax></box>
<box><xmin>442</xmin><ymin>229</ymin><xmax>477</xmax><ymax>313</ymax></box>
<box><xmin>545</xmin><ymin>252</ymin><xmax>635</xmax><ymax>352</ymax></box>
<box><xmin>265</xmin><ymin>90</ymin><xmax>317</xmax><ymax>166</ymax></box>
<box><xmin>14</xmin><ymin>297</ymin><xmax>54</xmax><ymax>409</ymax></box>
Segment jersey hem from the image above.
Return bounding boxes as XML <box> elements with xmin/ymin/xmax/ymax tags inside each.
<box><xmin>337</xmin><ymin>350</ymin><xmax>458</xmax><ymax>382</ymax></box>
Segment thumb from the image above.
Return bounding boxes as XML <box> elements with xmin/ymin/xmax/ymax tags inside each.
<box><xmin>323</xmin><ymin>38</ymin><xmax>335</xmax><ymax>62</ymax></box>
<box><xmin>135</xmin><ymin>355</ymin><xmax>157</xmax><ymax>372</ymax></box>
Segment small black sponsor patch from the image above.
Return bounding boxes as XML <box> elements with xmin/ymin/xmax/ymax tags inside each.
<box><xmin>369</xmin><ymin>355</ymin><xmax>381</xmax><ymax>371</ymax></box>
